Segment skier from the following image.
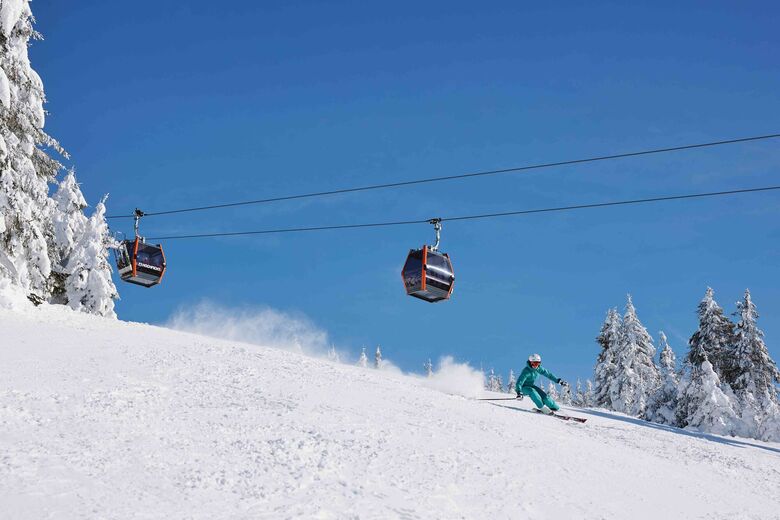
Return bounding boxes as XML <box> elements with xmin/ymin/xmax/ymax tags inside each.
<box><xmin>515</xmin><ymin>353</ymin><xmax>568</xmax><ymax>414</ymax></box>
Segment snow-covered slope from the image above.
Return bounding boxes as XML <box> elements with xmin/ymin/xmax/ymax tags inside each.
<box><xmin>2</xmin><ymin>304</ymin><xmax>779</xmax><ymax>519</ymax></box>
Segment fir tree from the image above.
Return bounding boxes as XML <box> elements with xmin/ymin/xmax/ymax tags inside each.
<box><xmin>507</xmin><ymin>369</ymin><xmax>516</xmax><ymax>393</ymax></box>
<box><xmin>676</xmin><ymin>356</ymin><xmax>739</xmax><ymax>436</ymax></box>
<box><xmin>573</xmin><ymin>379</ymin><xmax>584</xmax><ymax>406</ymax></box>
<box><xmin>559</xmin><ymin>382</ymin><xmax>572</xmax><ymax>405</ymax></box>
<box><xmin>357</xmin><ymin>347</ymin><xmax>368</xmax><ymax>368</ymax></box>
<box><xmin>731</xmin><ymin>290</ymin><xmax>780</xmax><ymax>440</ymax></box>
<box><xmin>423</xmin><ymin>358</ymin><xmax>433</xmax><ymax>378</ymax></box>
<box><xmin>374</xmin><ymin>345</ymin><xmax>382</xmax><ymax>369</ymax></box>
<box><xmin>759</xmin><ymin>411</ymin><xmax>780</xmax><ymax>443</ymax></box>
<box><xmin>486</xmin><ymin>368</ymin><xmax>503</xmax><ymax>392</ymax></box>
<box><xmin>50</xmin><ymin>170</ymin><xmax>87</xmax><ymax>304</ymax></box>
<box><xmin>584</xmin><ymin>380</ymin><xmax>595</xmax><ymax>407</ymax></box>
<box><xmin>594</xmin><ymin>308</ymin><xmax>620</xmax><ymax>408</ymax></box>
<box><xmin>62</xmin><ymin>196</ymin><xmax>117</xmax><ymax>317</ymax></box>
<box><xmin>688</xmin><ymin>287</ymin><xmax>735</xmax><ymax>383</ymax></box>
<box><xmin>0</xmin><ymin>1</ymin><xmax>67</xmax><ymax>302</ymax></box>
<box><xmin>645</xmin><ymin>332</ymin><xmax>679</xmax><ymax>425</ymax></box>
<box><xmin>547</xmin><ymin>381</ymin><xmax>560</xmax><ymax>402</ymax></box>
<box><xmin>609</xmin><ymin>295</ymin><xmax>660</xmax><ymax>417</ymax></box>
<box><xmin>327</xmin><ymin>346</ymin><xmax>341</xmax><ymax>363</ymax></box>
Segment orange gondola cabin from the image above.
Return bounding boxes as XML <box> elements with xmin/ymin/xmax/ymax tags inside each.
<box><xmin>402</xmin><ymin>246</ymin><xmax>455</xmax><ymax>302</ymax></box>
<box><xmin>115</xmin><ymin>237</ymin><xmax>167</xmax><ymax>287</ymax></box>
<box><xmin>401</xmin><ymin>219</ymin><xmax>454</xmax><ymax>303</ymax></box>
<box><xmin>113</xmin><ymin>209</ymin><xmax>166</xmax><ymax>288</ymax></box>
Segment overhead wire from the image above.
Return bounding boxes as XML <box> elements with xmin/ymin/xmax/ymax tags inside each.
<box><xmin>107</xmin><ymin>132</ymin><xmax>780</xmax><ymax>219</ymax></box>
<box><xmin>146</xmin><ymin>185</ymin><xmax>780</xmax><ymax>241</ymax></box>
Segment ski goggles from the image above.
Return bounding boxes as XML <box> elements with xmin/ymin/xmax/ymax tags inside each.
<box><xmin>529</xmin><ymin>361</ymin><xmax>540</xmax><ymax>367</ymax></box>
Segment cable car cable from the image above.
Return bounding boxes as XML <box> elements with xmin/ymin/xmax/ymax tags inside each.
<box><xmin>106</xmin><ymin>132</ymin><xmax>780</xmax><ymax>219</ymax></box>
<box><xmin>145</xmin><ymin>184</ymin><xmax>780</xmax><ymax>241</ymax></box>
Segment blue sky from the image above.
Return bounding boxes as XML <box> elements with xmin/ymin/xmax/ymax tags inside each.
<box><xmin>31</xmin><ymin>1</ymin><xmax>780</xmax><ymax>382</ymax></box>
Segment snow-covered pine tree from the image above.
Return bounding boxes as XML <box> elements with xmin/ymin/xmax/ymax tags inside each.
<box><xmin>374</xmin><ymin>345</ymin><xmax>382</xmax><ymax>369</ymax></box>
<box><xmin>507</xmin><ymin>369</ymin><xmax>515</xmax><ymax>393</ymax></box>
<box><xmin>327</xmin><ymin>346</ymin><xmax>341</xmax><ymax>363</ymax></box>
<box><xmin>546</xmin><ymin>381</ymin><xmax>560</xmax><ymax>402</ymax></box>
<box><xmin>62</xmin><ymin>196</ymin><xmax>117</xmax><ymax>317</ymax></box>
<box><xmin>559</xmin><ymin>382</ymin><xmax>572</xmax><ymax>405</ymax></box>
<box><xmin>609</xmin><ymin>295</ymin><xmax>660</xmax><ymax>417</ymax></box>
<box><xmin>50</xmin><ymin>170</ymin><xmax>87</xmax><ymax>304</ymax></box>
<box><xmin>357</xmin><ymin>347</ymin><xmax>368</xmax><ymax>368</ymax></box>
<box><xmin>688</xmin><ymin>287</ymin><xmax>735</xmax><ymax>383</ymax></box>
<box><xmin>760</xmin><ymin>413</ymin><xmax>780</xmax><ymax>443</ymax></box>
<box><xmin>573</xmin><ymin>379</ymin><xmax>584</xmax><ymax>406</ymax></box>
<box><xmin>731</xmin><ymin>290</ymin><xmax>780</xmax><ymax>441</ymax></box>
<box><xmin>424</xmin><ymin>358</ymin><xmax>433</xmax><ymax>378</ymax></box>
<box><xmin>594</xmin><ymin>308</ymin><xmax>621</xmax><ymax>409</ymax></box>
<box><xmin>486</xmin><ymin>368</ymin><xmax>503</xmax><ymax>392</ymax></box>
<box><xmin>645</xmin><ymin>331</ymin><xmax>680</xmax><ymax>425</ymax></box>
<box><xmin>676</xmin><ymin>356</ymin><xmax>739</xmax><ymax>436</ymax></box>
<box><xmin>0</xmin><ymin>0</ymin><xmax>68</xmax><ymax>303</ymax></box>
<box><xmin>584</xmin><ymin>380</ymin><xmax>595</xmax><ymax>407</ymax></box>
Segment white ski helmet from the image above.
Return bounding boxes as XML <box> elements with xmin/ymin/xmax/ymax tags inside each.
<box><xmin>528</xmin><ymin>353</ymin><xmax>542</xmax><ymax>364</ymax></box>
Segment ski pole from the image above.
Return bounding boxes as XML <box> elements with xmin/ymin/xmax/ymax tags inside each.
<box><xmin>477</xmin><ymin>397</ymin><xmax>521</xmax><ymax>401</ymax></box>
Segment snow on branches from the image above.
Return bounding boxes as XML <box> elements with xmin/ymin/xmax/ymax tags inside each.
<box><xmin>731</xmin><ymin>290</ymin><xmax>780</xmax><ymax>441</ymax></box>
<box><xmin>593</xmin><ymin>289</ymin><xmax>780</xmax><ymax>442</ymax></box>
<box><xmin>594</xmin><ymin>308</ymin><xmax>620</xmax><ymax>409</ymax></box>
<box><xmin>62</xmin><ymin>197</ymin><xmax>118</xmax><ymax>317</ymax></box>
<box><xmin>687</xmin><ymin>288</ymin><xmax>734</xmax><ymax>381</ymax></box>
<box><xmin>645</xmin><ymin>332</ymin><xmax>679</xmax><ymax>425</ymax></box>
<box><xmin>0</xmin><ymin>1</ymin><xmax>117</xmax><ymax>315</ymax></box>
<box><xmin>0</xmin><ymin>0</ymin><xmax>60</xmax><ymax>301</ymax></box>
<box><xmin>604</xmin><ymin>295</ymin><xmax>660</xmax><ymax>418</ymax></box>
<box><xmin>676</xmin><ymin>358</ymin><xmax>739</xmax><ymax>436</ymax></box>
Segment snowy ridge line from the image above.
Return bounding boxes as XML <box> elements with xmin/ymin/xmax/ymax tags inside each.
<box><xmin>106</xmin><ymin>132</ymin><xmax>780</xmax><ymax>219</ymax></box>
<box><xmin>144</xmin><ymin>184</ymin><xmax>780</xmax><ymax>240</ymax></box>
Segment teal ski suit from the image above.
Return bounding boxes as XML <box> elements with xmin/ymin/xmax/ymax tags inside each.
<box><xmin>515</xmin><ymin>361</ymin><xmax>561</xmax><ymax>411</ymax></box>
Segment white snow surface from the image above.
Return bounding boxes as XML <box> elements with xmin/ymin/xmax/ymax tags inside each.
<box><xmin>0</xmin><ymin>66</ymin><xmax>10</xmax><ymax>108</ymax></box>
<box><xmin>0</xmin><ymin>0</ymin><xmax>25</xmax><ymax>37</ymax></box>
<box><xmin>1</xmin><ymin>304</ymin><xmax>779</xmax><ymax>519</ymax></box>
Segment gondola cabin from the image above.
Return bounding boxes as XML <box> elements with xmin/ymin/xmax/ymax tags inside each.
<box><xmin>402</xmin><ymin>246</ymin><xmax>455</xmax><ymax>303</ymax></box>
<box><xmin>114</xmin><ymin>238</ymin><xmax>166</xmax><ymax>287</ymax></box>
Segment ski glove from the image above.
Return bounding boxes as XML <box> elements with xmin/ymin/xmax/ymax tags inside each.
<box><xmin>515</xmin><ymin>393</ymin><xmax>524</xmax><ymax>400</ymax></box>
<box><xmin>558</xmin><ymin>379</ymin><xmax>569</xmax><ymax>387</ymax></box>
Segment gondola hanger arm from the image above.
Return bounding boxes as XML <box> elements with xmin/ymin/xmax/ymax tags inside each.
<box><xmin>428</xmin><ymin>218</ymin><xmax>442</xmax><ymax>251</ymax></box>
<box><xmin>133</xmin><ymin>208</ymin><xmax>146</xmax><ymax>241</ymax></box>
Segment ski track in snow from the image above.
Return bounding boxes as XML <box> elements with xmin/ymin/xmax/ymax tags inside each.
<box><xmin>1</xmin><ymin>306</ymin><xmax>779</xmax><ymax>519</ymax></box>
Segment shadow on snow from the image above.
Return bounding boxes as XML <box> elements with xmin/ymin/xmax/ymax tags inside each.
<box><xmin>489</xmin><ymin>402</ymin><xmax>780</xmax><ymax>455</ymax></box>
<box><xmin>577</xmin><ymin>407</ymin><xmax>780</xmax><ymax>455</ymax></box>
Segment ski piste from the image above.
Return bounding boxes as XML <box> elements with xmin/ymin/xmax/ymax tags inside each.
<box><xmin>477</xmin><ymin>397</ymin><xmax>588</xmax><ymax>423</ymax></box>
